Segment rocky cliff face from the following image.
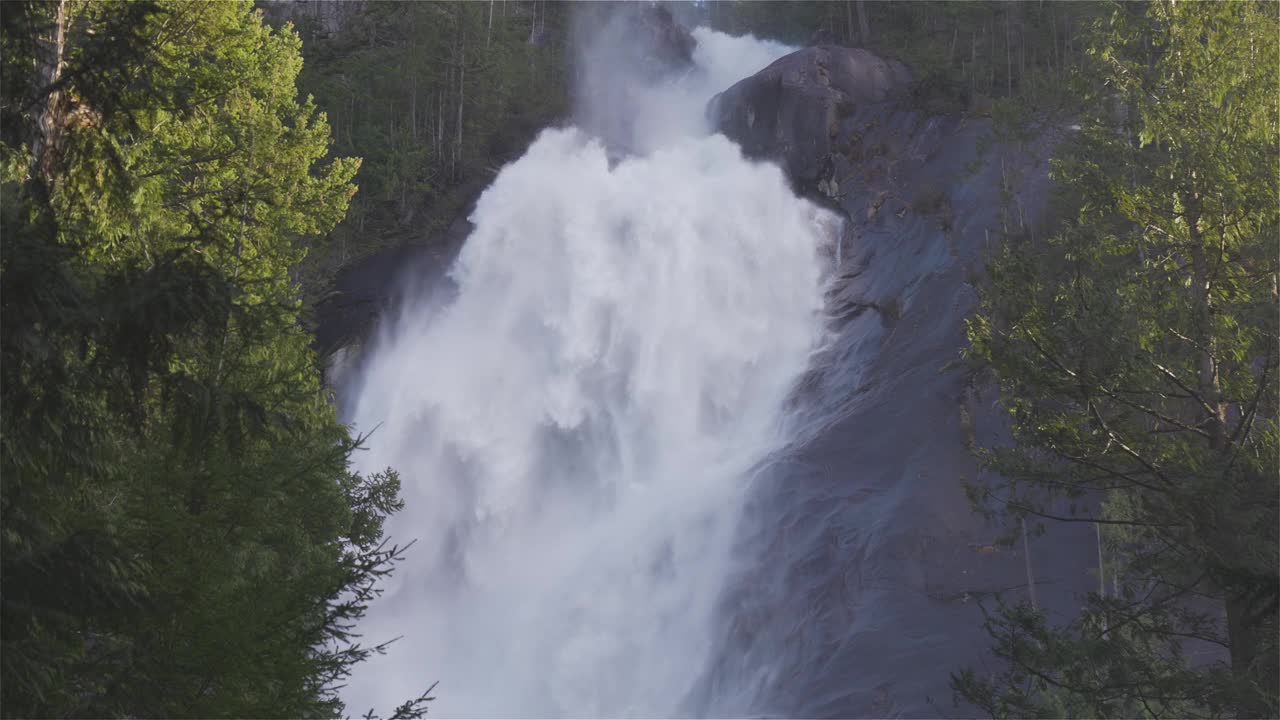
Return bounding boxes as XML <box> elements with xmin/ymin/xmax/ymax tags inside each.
<box><xmin>688</xmin><ymin>45</ymin><xmax>1096</xmax><ymax>718</ymax></box>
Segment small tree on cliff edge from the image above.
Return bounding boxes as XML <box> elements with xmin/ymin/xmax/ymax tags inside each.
<box><xmin>954</xmin><ymin>1</ymin><xmax>1278</xmax><ymax>717</ymax></box>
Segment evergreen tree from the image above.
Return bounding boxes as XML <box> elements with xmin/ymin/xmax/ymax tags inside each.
<box><xmin>1</xmin><ymin>2</ymin><xmax>428</xmax><ymax>716</ymax></box>
<box><xmin>955</xmin><ymin>1</ymin><xmax>1279</xmax><ymax>717</ymax></box>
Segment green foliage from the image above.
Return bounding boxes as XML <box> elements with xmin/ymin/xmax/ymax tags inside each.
<box><xmin>1</xmin><ymin>1</ymin><xmax>426</xmax><ymax>716</ymax></box>
<box><xmin>953</xmin><ymin>595</ymin><xmax>1232</xmax><ymax>718</ymax></box>
<box><xmin>265</xmin><ymin>0</ymin><xmax>571</xmax><ymax>291</ymax></box>
<box><xmin>957</xmin><ymin>1</ymin><xmax>1279</xmax><ymax>717</ymax></box>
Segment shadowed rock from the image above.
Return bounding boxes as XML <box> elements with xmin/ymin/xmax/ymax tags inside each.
<box><xmin>708</xmin><ymin>46</ymin><xmax>910</xmax><ymax>199</ymax></box>
<box><xmin>689</xmin><ymin>46</ymin><xmax>1095</xmax><ymax>719</ymax></box>
<box><xmin>312</xmin><ymin>198</ymin><xmax>475</xmax><ymax>366</ymax></box>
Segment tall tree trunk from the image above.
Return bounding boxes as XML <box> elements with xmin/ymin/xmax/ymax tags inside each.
<box><xmin>1021</xmin><ymin>517</ymin><xmax>1038</xmax><ymax>610</ymax></box>
<box><xmin>1005</xmin><ymin>10</ymin><xmax>1013</xmax><ymax>96</ymax></box>
<box><xmin>1065</xmin><ymin>14</ymin><xmax>1072</xmax><ymax>68</ymax></box>
<box><xmin>988</xmin><ymin>21</ymin><xmax>995</xmax><ymax>93</ymax></box>
<box><xmin>409</xmin><ymin>12</ymin><xmax>419</xmax><ymax>142</ymax></box>
<box><xmin>1019</xmin><ymin>13</ymin><xmax>1026</xmax><ymax>91</ymax></box>
<box><xmin>855</xmin><ymin>0</ymin><xmax>870</xmax><ymax>45</ymax></box>
<box><xmin>949</xmin><ymin>21</ymin><xmax>958</xmax><ymax>67</ymax></box>
<box><xmin>1186</xmin><ymin>192</ymin><xmax>1270</xmax><ymax>719</ymax></box>
<box><xmin>31</xmin><ymin>0</ymin><xmax>67</xmax><ymax>182</ymax></box>
<box><xmin>456</xmin><ymin>62</ymin><xmax>465</xmax><ymax>177</ymax></box>
<box><xmin>971</xmin><ymin>29</ymin><xmax>978</xmax><ymax>91</ymax></box>
<box><xmin>1093</xmin><ymin>522</ymin><xmax>1113</xmax><ymax>639</ymax></box>
<box><xmin>1095</xmin><ymin>522</ymin><xmax>1106</xmax><ymax>599</ymax></box>
<box><xmin>1185</xmin><ymin>197</ymin><xmax>1228</xmax><ymax>451</ymax></box>
<box><xmin>1049</xmin><ymin>6</ymin><xmax>1059</xmax><ymax>80</ymax></box>
<box><xmin>1225</xmin><ymin>587</ymin><xmax>1273</xmax><ymax>719</ymax></box>
<box><xmin>455</xmin><ymin>16</ymin><xmax>466</xmax><ymax>181</ymax></box>
<box><xmin>845</xmin><ymin>1</ymin><xmax>854</xmax><ymax>46</ymax></box>
<box><xmin>410</xmin><ymin>76</ymin><xmax>418</xmax><ymax>143</ymax></box>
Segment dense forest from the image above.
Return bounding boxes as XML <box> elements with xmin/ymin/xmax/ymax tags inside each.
<box><xmin>1</xmin><ymin>0</ymin><xmax>1275</xmax><ymax>717</ymax></box>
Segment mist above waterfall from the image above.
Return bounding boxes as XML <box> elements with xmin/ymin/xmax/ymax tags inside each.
<box><xmin>571</xmin><ymin>6</ymin><xmax>791</xmax><ymax>154</ymax></box>
<box><xmin>341</xmin><ymin>10</ymin><xmax>835</xmax><ymax>717</ymax></box>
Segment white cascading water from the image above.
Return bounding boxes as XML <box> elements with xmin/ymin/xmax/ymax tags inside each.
<box><xmin>342</xmin><ymin>19</ymin><xmax>837</xmax><ymax>717</ymax></box>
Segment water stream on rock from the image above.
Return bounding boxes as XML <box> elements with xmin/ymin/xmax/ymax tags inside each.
<box><xmin>341</xmin><ymin>18</ymin><xmax>838</xmax><ymax>717</ymax></box>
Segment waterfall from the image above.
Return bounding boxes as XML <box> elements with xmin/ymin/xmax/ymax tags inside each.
<box><xmin>341</xmin><ymin>18</ymin><xmax>837</xmax><ymax>717</ymax></box>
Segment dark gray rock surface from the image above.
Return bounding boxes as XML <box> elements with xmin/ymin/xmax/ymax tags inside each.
<box><xmin>312</xmin><ymin>200</ymin><xmax>474</xmax><ymax>364</ymax></box>
<box><xmin>690</xmin><ymin>49</ymin><xmax>1096</xmax><ymax>718</ymax></box>
<box><xmin>707</xmin><ymin>45</ymin><xmax>911</xmax><ymax>200</ymax></box>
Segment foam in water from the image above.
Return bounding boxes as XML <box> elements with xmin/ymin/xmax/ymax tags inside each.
<box><xmin>341</xmin><ymin>18</ymin><xmax>835</xmax><ymax>718</ymax></box>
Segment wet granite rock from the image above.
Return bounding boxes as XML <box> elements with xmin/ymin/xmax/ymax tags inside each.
<box><xmin>707</xmin><ymin>46</ymin><xmax>911</xmax><ymax>201</ymax></box>
<box><xmin>690</xmin><ymin>47</ymin><xmax>1095</xmax><ymax>719</ymax></box>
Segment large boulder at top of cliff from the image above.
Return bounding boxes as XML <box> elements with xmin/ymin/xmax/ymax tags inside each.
<box><xmin>708</xmin><ymin>46</ymin><xmax>910</xmax><ymax>197</ymax></box>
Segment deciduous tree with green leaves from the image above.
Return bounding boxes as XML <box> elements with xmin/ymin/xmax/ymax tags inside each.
<box><xmin>954</xmin><ymin>1</ymin><xmax>1279</xmax><ymax>717</ymax></box>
